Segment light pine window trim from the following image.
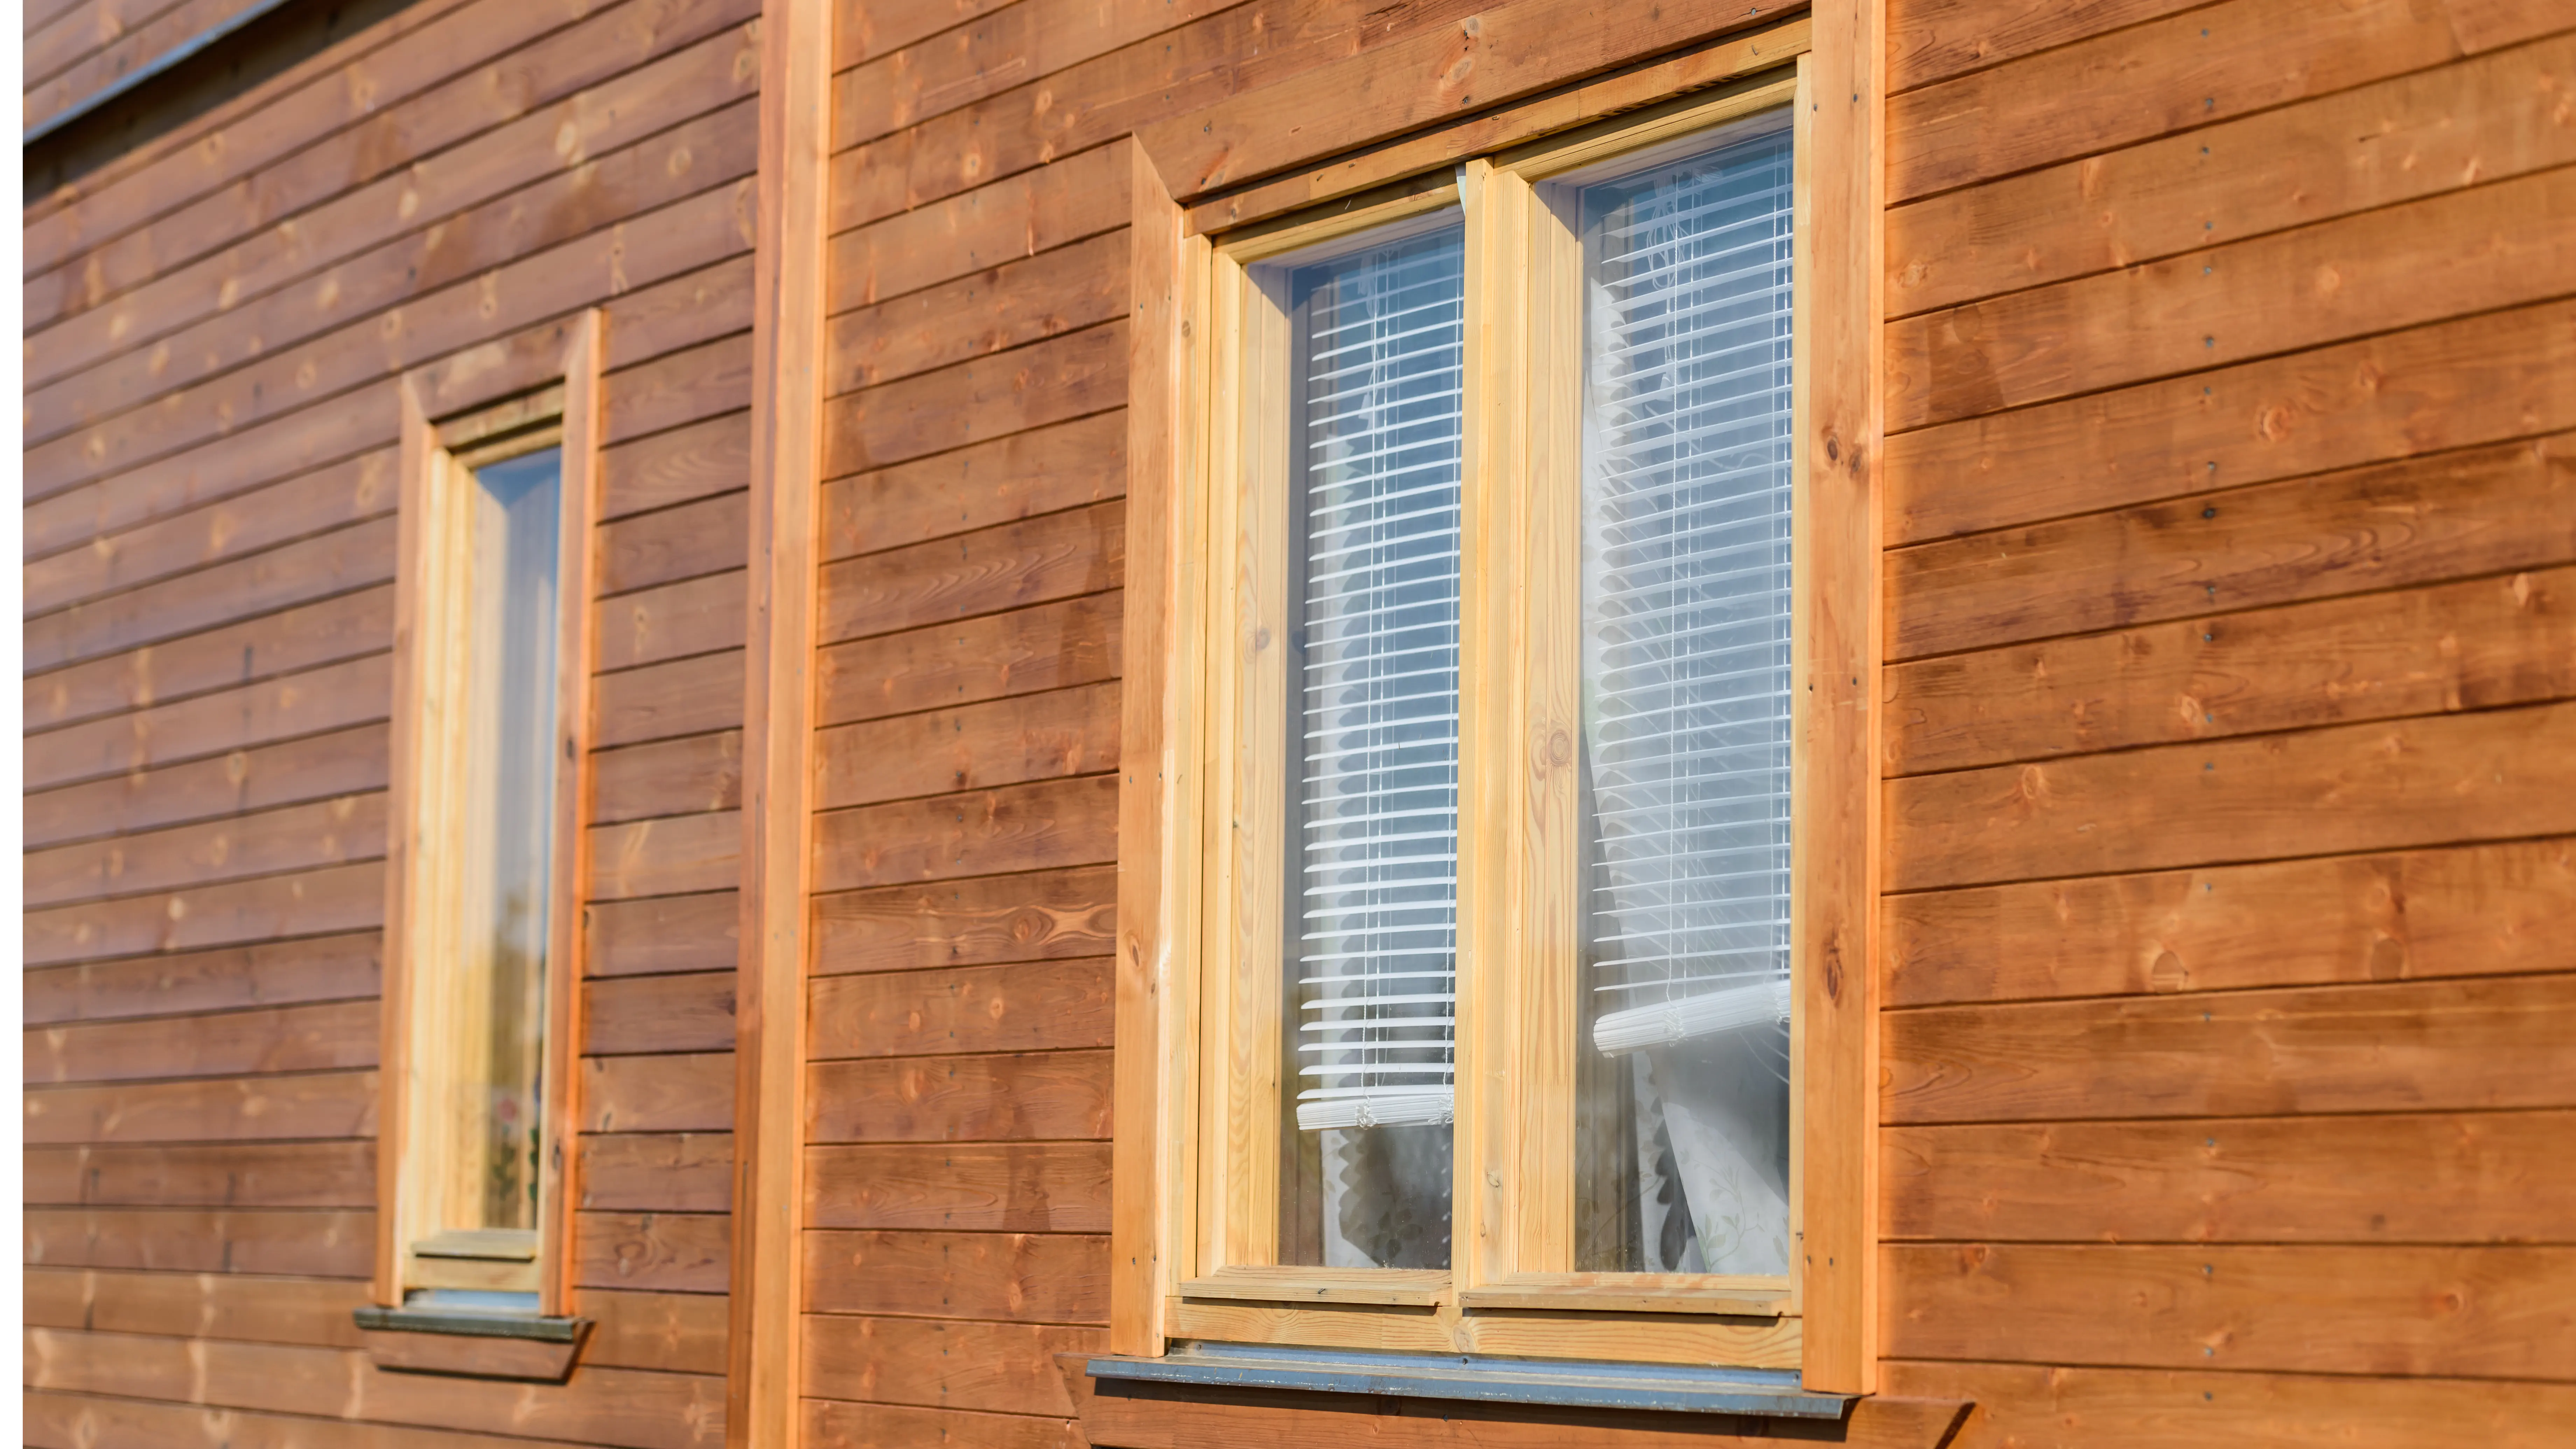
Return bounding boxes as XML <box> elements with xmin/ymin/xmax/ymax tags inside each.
<box><xmin>377</xmin><ymin>311</ymin><xmax>605</xmax><ymax>1319</ymax></box>
<box><xmin>1116</xmin><ymin>8</ymin><xmax>1881</xmax><ymax>1397</ymax></box>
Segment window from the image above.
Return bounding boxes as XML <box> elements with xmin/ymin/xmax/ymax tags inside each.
<box><xmin>375</xmin><ymin>317</ymin><xmax>602</xmax><ymax>1355</ymax></box>
<box><xmin>1115</xmin><ymin>56</ymin><xmax>1879</xmax><ymax>1388</ymax></box>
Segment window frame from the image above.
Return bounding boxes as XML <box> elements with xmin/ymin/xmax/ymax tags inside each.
<box><xmin>1114</xmin><ymin>40</ymin><xmax>1882</xmax><ymax>1392</ymax></box>
<box><xmin>376</xmin><ymin>312</ymin><xmax>606</xmax><ymax>1322</ymax></box>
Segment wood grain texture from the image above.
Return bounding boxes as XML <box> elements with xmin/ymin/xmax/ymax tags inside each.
<box><xmin>1886</xmin><ymin>1359</ymin><xmax>2576</xmax><ymax>1449</ymax></box>
<box><xmin>600</xmin><ymin>492</ymin><xmax>752</xmax><ymax>600</ymax></box>
<box><xmin>26</xmin><ymin>1140</ymin><xmax>376</xmax><ymax>1207</ymax></box>
<box><xmin>591</xmin><ymin>810</ymin><xmax>743</xmax><ymax>900</ymax></box>
<box><xmin>813</xmin><ymin>681</ymin><xmax>1119</xmax><ymax>809</ymax></box>
<box><xmin>804</xmin><ymin>1230</ymin><xmax>1108</xmax><ymax>1323</ymax></box>
<box><xmin>1884</xmin><ymin>973</ymin><xmax>2576</xmax><ymax>1125</ymax></box>
<box><xmin>584</xmin><ymin>1286</ymin><xmax>733</xmax><ymax>1373</ymax></box>
<box><xmin>817</xmin><ymin>591</ymin><xmax>1121</xmax><ymax>727</ymax></box>
<box><xmin>585</xmin><ymin>970</ymin><xmax>738</xmax><ymax>1055</ymax></box>
<box><xmin>27</xmin><ymin>999</ymin><xmax>377</xmax><ymax>1085</ymax></box>
<box><xmin>1889</xmin><ymin>432</ymin><xmax>2576</xmax><ymax>662</ymax></box>
<box><xmin>1888</xmin><ymin>566</ymin><xmax>2576</xmax><ymax>776</ymax></box>
<box><xmin>25</xmin><ymin>861</ymin><xmax>385</xmax><ymax>968</ymax></box>
<box><xmin>804</xmin><ymin>1398</ymin><xmax>1081</xmax><ymax>1449</ymax></box>
<box><xmin>593</xmin><ymin>731</ymin><xmax>746</xmax><ymax>825</ymax></box>
<box><xmin>584</xmin><ymin>1053</ymin><xmax>734</xmax><ymax>1134</ymax></box>
<box><xmin>1884</xmin><ymin>1243</ymin><xmax>2576</xmax><ymax>1379</ymax></box>
<box><xmin>822</xmin><ymin>412</ymin><xmax>1124</xmax><ymax>559</ymax></box>
<box><xmin>811</xmin><ymin>864</ymin><xmax>1116</xmax><ymax>976</ymax></box>
<box><xmin>1885</xmin><ymin>0</ymin><xmax>2212</xmax><ymax>92</ymax></box>
<box><xmin>1887</xmin><ymin>30</ymin><xmax>2576</xmax><ymax>318</ymax></box>
<box><xmin>831</xmin><ymin>0</ymin><xmax>1235</xmax><ymax>150</ymax></box>
<box><xmin>25</xmin><ymin>932</ymin><xmax>379</xmax><ymax>1026</ymax></box>
<box><xmin>25</xmin><ymin>794</ymin><xmax>387</xmax><ymax>910</ymax></box>
<box><xmin>578</xmin><ymin>1209</ymin><xmax>731</xmax><ymax>1293</ymax></box>
<box><xmin>801</xmin><ymin>1315</ymin><xmax>1100</xmax><ymax>1415</ymax></box>
<box><xmin>803</xmin><ymin>1142</ymin><xmax>1112</xmax><ymax>1232</ymax></box>
<box><xmin>806</xmin><ymin>958</ymin><xmax>1114</xmax><ymax>1059</ymax></box>
<box><xmin>29</xmin><ymin>517</ymin><xmax>397</xmax><ymax>677</ymax></box>
<box><xmin>27</xmin><ymin>1206</ymin><xmax>373</xmax><ymax>1276</ymax></box>
<box><xmin>827</xmin><ymin>231</ymin><xmax>1127</xmax><ymax>396</ymax></box>
<box><xmin>821</xmin><ymin>323</ymin><xmax>1126</xmax><ymax>477</ymax></box>
<box><xmin>819</xmin><ymin>502</ymin><xmax>1125</xmax><ymax>644</ymax></box>
<box><xmin>27</xmin><ymin>654</ymin><xmax>392</xmax><ymax>799</ymax></box>
<box><xmin>1886</xmin><ymin>293</ymin><xmax>2576</xmax><ymax>545</ymax></box>
<box><xmin>23</xmin><ymin>1265</ymin><xmax>367</xmax><ymax>1345</ymax></box>
<box><xmin>1886</xmin><ymin>835</ymin><xmax>2576</xmax><ymax>1008</ymax></box>
<box><xmin>24</xmin><ymin>453</ymin><xmax>393</xmax><ymax>616</ymax></box>
<box><xmin>826</xmin><ymin>139</ymin><xmax>1131</xmax><ymax>306</ymax></box>
<box><xmin>1885</xmin><ymin>1110</ymin><xmax>2576</xmax><ymax>1244</ymax></box>
<box><xmin>810</xmin><ymin>775</ymin><xmax>1120</xmax><ymax>892</ymax></box>
<box><xmin>1889</xmin><ymin>699</ymin><xmax>2576</xmax><ymax>892</ymax></box>
<box><xmin>595</xmin><ymin>649</ymin><xmax>748</xmax><ymax>749</ymax></box>
<box><xmin>606</xmin><ymin>410</ymin><xmax>754</xmax><ymax>520</ymax></box>
<box><xmin>1889</xmin><ymin>163</ymin><xmax>2576</xmax><ymax>431</ymax></box>
<box><xmin>588</xmin><ymin>890</ymin><xmax>741</xmax><ymax>977</ymax></box>
<box><xmin>580</xmin><ymin>1132</ymin><xmax>736</xmax><ymax>1213</ymax></box>
<box><xmin>806</xmin><ymin>1050</ymin><xmax>1113</xmax><ymax>1143</ymax></box>
<box><xmin>23</xmin><ymin>1070</ymin><xmax>377</xmax><ymax>1145</ymax></box>
<box><xmin>1885</xmin><ymin>0</ymin><xmax>2465</xmax><ymax>205</ymax></box>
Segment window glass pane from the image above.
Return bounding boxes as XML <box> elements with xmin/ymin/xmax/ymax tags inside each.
<box><xmin>1276</xmin><ymin>224</ymin><xmax>1465</xmax><ymax>1270</ymax></box>
<box><xmin>1571</xmin><ymin>121</ymin><xmax>1795</xmax><ymax>1275</ymax></box>
<box><xmin>448</xmin><ymin>445</ymin><xmax>563</xmax><ymax>1236</ymax></box>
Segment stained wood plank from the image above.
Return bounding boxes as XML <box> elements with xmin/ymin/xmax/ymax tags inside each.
<box><xmin>1884</xmin><ymin>974</ymin><xmax>2576</xmax><ymax>1125</ymax></box>
<box><xmin>22</xmin><ymin>0</ymin><xmax>283</xmax><ymax>134</ymax></box>
<box><xmin>26</xmin><ymin>1207</ymin><xmax>373</xmax><ymax>1276</ymax></box>
<box><xmin>25</xmin><ymin>794</ymin><xmax>387</xmax><ymax>910</ymax></box>
<box><xmin>606</xmin><ymin>332</ymin><xmax>756</xmax><ymax>446</ymax></box>
<box><xmin>22</xmin><ymin>453</ymin><xmax>393</xmax><ymax>616</ymax></box>
<box><xmin>818</xmin><ymin>591</ymin><xmax>1120</xmax><ymax>726</ymax></box>
<box><xmin>583</xmin><ymin>1052</ymin><xmax>733</xmax><ymax>1133</ymax></box>
<box><xmin>584</xmin><ymin>971</ymin><xmax>737</xmax><ymax>1055</ymax></box>
<box><xmin>1886</xmin><ymin>0</ymin><xmax>2211</xmax><ymax>92</ymax></box>
<box><xmin>22</xmin><ymin>1329</ymin><xmax>726</xmax><ymax>1449</ymax></box>
<box><xmin>1888</xmin><ymin>31</ymin><xmax>2576</xmax><ymax>317</ymax></box>
<box><xmin>587</xmin><ymin>890</ymin><xmax>740</xmax><ymax>977</ymax></box>
<box><xmin>582</xmin><ymin>1286</ymin><xmax>731</xmax><ymax>1373</ymax></box>
<box><xmin>813</xmin><ymin>681</ymin><xmax>1119</xmax><ymax>808</ymax></box>
<box><xmin>804</xmin><ymin>1142</ymin><xmax>1112</xmax><ymax>1232</ymax></box>
<box><xmin>596</xmin><ymin>569</ymin><xmax>747</xmax><ymax>673</ymax></box>
<box><xmin>24</xmin><ymin>932</ymin><xmax>380</xmax><ymax>1026</ymax></box>
<box><xmin>812</xmin><ymin>864</ymin><xmax>1117</xmax><ymax>976</ymax></box>
<box><xmin>580</xmin><ymin>1132</ymin><xmax>734</xmax><ymax>1212</ymax></box>
<box><xmin>807</xmin><ymin>959</ymin><xmax>1113</xmax><ymax>1059</ymax></box>
<box><xmin>804</xmin><ymin>1230</ymin><xmax>1108</xmax><ymax>1323</ymax></box>
<box><xmin>801</xmin><ymin>1314</ymin><xmax>1100</xmax><ymax>1415</ymax></box>
<box><xmin>804</xmin><ymin>1399</ymin><xmax>1079</xmax><ymax>1449</ymax></box>
<box><xmin>23</xmin><ymin>1070</ymin><xmax>376</xmax><ymax>1145</ymax></box>
<box><xmin>595</xmin><ymin>649</ymin><xmax>747</xmax><ymax>748</ymax></box>
<box><xmin>1885</xmin><ymin>0</ymin><xmax>2463</xmax><ymax>205</ymax></box>
<box><xmin>26</xmin><ymin>584</ymin><xmax>392</xmax><ymax>736</ymax></box>
<box><xmin>605</xmin><ymin>410</ymin><xmax>752</xmax><ymax>521</ymax></box>
<box><xmin>576</xmin><ymin>1210</ymin><xmax>730</xmax><ymax>1293</ymax></box>
<box><xmin>806</xmin><ymin>1050</ymin><xmax>1113</xmax><ymax>1143</ymax></box>
<box><xmin>23</xmin><ymin>1266</ymin><xmax>366</xmax><ymax>1345</ymax></box>
<box><xmin>827</xmin><ymin>231</ymin><xmax>1127</xmax><ymax>395</ymax></box>
<box><xmin>1887</xmin><ymin>836</ymin><xmax>2576</xmax><ymax>1008</ymax></box>
<box><xmin>810</xmin><ymin>775</ymin><xmax>1120</xmax><ymax>892</ymax></box>
<box><xmin>822</xmin><ymin>412</ymin><xmax>1124</xmax><ymax>558</ymax></box>
<box><xmin>1889</xmin><ymin>164</ymin><xmax>2576</xmax><ymax>430</ymax></box>
<box><xmin>1885</xmin><ymin>1110</ymin><xmax>2576</xmax><ymax>1245</ymax></box>
<box><xmin>25</xmin><ymin>861</ymin><xmax>384</xmax><ymax>968</ymax></box>
<box><xmin>1885</xmin><ymin>1359</ymin><xmax>2576</xmax><ymax>1449</ymax></box>
<box><xmin>28</xmin><ymin>518</ymin><xmax>396</xmax><ymax>676</ymax></box>
<box><xmin>590</xmin><ymin>810</ymin><xmax>741</xmax><ymax>901</ymax></box>
<box><xmin>821</xmin><ymin>323</ymin><xmax>1126</xmax><ymax>476</ymax></box>
<box><xmin>1890</xmin><ymin>433</ymin><xmax>2576</xmax><ymax>661</ymax></box>
<box><xmin>27</xmin><ymin>722</ymin><xmax>391</xmax><ymax>854</ymax></box>
<box><xmin>28</xmin><ymin>1000</ymin><xmax>376</xmax><ymax>1085</ymax></box>
<box><xmin>819</xmin><ymin>501</ymin><xmax>1124</xmax><ymax>644</ymax></box>
<box><xmin>1889</xmin><ymin>700</ymin><xmax>2576</xmax><ymax>892</ymax></box>
<box><xmin>825</xmin><ymin>137</ymin><xmax>1129</xmax><ymax>306</ymax></box>
<box><xmin>26</xmin><ymin>1140</ymin><xmax>376</xmax><ymax>1208</ymax></box>
<box><xmin>26</xmin><ymin>653</ymin><xmax>391</xmax><ymax>798</ymax></box>
<box><xmin>592</xmin><ymin>731</ymin><xmax>744</xmax><ymax>824</ymax></box>
<box><xmin>598</xmin><ymin>491</ymin><xmax>751</xmax><ymax>599</ymax></box>
<box><xmin>1888</xmin><ymin>294</ymin><xmax>2576</xmax><ymax>544</ymax></box>
<box><xmin>1888</xmin><ymin>567</ymin><xmax>2576</xmax><ymax>776</ymax></box>
<box><xmin>831</xmin><ymin>0</ymin><xmax>1232</xmax><ymax>150</ymax></box>
<box><xmin>1884</xmin><ymin>1243</ymin><xmax>2576</xmax><ymax>1379</ymax></box>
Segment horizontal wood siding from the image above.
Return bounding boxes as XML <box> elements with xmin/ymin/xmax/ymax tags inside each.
<box><xmin>1879</xmin><ymin>0</ymin><xmax>2576</xmax><ymax>1442</ymax></box>
<box><xmin>22</xmin><ymin>0</ymin><xmax>753</xmax><ymax>1437</ymax></box>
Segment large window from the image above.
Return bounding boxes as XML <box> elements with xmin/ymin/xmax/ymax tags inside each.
<box><xmin>376</xmin><ymin>322</ymin><xmax>602</xmax><ymax>1342</ymax></box>
<box><xmin>1130</xmin><ymin>66</ymin><xmax>1875</xmax><ymax>1377</ymax></box>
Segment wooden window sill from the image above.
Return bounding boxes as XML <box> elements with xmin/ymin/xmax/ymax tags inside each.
<box><xmin>352</xmin><ymin>1305</ymin><xmax>592</xmax><ymax>1382</ymax></box>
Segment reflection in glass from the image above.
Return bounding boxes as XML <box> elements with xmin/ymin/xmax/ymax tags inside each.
<box><xmin>1570</xmin><ymin>121</ymin><xmax>1797</xmax><ymax>1275</ymax></box>
<box><xmin>447</xmin><ymin>446</ymin><xmax>562</xmax><ymax>1236</ymax></box>
<box><xmin>1274</xmin><ymin>225</ymin><xmax>1466</xmax><ymax>1269</ymax></box>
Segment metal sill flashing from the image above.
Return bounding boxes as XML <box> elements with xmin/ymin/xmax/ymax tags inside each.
<box><xmin>354</xmin><ymin>1306</ymin><xmax>586</xmax><ymax>1340</ymax></box>
<box><xmin>1086</xmin><ymin>1342</ymin><xmax>1855</xmax><ymax>1418</ymax></box>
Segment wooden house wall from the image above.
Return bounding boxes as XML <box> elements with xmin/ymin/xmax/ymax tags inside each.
<box><xmin>22</xmin><ymin>0</ymin><xmax>759</xmax><ymax>1442</ymax></box>
<box><xmin>1874</xmin><ymin>0</ymin><xmax>2576</xmax><ymax>1441</ymax></box>
<box><xmin>802</xmin><ymin>0</ymin><xmax>2576</xmax><ymax>1445</ymax></box>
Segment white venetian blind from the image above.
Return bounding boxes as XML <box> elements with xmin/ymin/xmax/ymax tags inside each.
<box><xmin>1288</xmin><ymin>225</ymin><xmax>1468</xmax><ymax>1132</ymax></box>
<box><xmin>1578</xmin><ymin>124</ymin><xmax>1797</xmax><ymax>1057</ymax></box>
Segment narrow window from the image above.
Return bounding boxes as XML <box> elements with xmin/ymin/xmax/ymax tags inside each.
<box><xmin>1273</xmin><ymin>225</ymin><xmax>1468</xmax><ymax>1270</ymax></box>
<box><xmin>1568</xmin><ymin>118</ymin><xmax>1798</xmax><ymax>1275</ymax></box>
